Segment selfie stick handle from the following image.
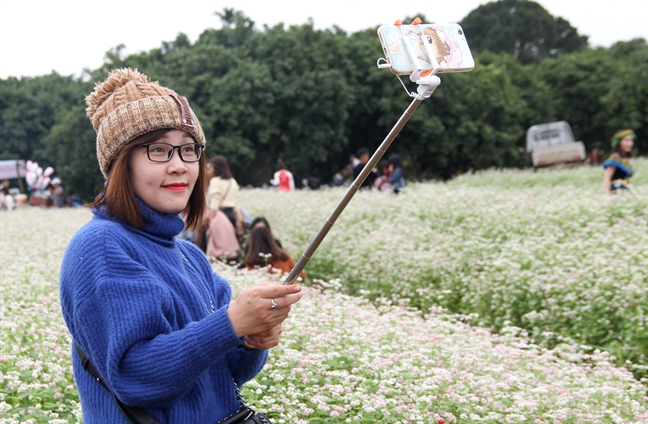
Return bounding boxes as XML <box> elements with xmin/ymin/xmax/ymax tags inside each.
<box><xmin>282</xmin><ymin>78</ymin><xmax>439</xmax><ymax>285</ymax></box>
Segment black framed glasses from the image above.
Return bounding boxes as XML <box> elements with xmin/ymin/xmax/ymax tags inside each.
<box><xmin>136</xmin><ymin>142</ymin><xmax>204</xmax><ymax>163</ymax></box>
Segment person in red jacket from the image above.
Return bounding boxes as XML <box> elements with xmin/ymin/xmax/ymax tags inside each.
<box><xmin>270</xmin><ymin>162</ymin><xmax>295</xmax><ymax>191</ymax></box>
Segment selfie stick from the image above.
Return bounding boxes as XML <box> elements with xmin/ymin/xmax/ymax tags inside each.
<box><xmin>283</xmin><ymin>20</ymin><xmax>442</xmax><ymax>285</ymax></box>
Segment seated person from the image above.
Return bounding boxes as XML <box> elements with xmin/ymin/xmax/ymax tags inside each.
<box><xmin>352</xmin><ymin>148</ymin><xmax>377</xmax><ymax>188</ymax></box>
<box><xmin>244</xmin><ymin>226</ymin><xmax>305</xmax><ymax>280</ymax></box>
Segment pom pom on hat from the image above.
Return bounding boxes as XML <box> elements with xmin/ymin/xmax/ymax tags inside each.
<box><xmin>86</xmin><ymin>68</ymin><xmax>205</xmax><ymax>178</ymax></box>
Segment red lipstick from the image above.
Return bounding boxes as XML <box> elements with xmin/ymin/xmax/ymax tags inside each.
<box><xmin>164</xmin><ymin>183</ymin><xmax>187</xmax><ymax>191</ymax></box>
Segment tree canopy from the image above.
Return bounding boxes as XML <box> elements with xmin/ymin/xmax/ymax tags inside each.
<box><xmin>0</xmin><ymin>1</ymin><xmax>645</xmax><ymax>201</ymax></box>
<box><xmin>460</xmin><ymin>0</ymin><xmax>588</xmax><ymax>64</ymax></box>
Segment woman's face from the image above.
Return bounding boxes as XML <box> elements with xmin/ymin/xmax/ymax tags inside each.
<box><xmin>619</xmin><ymin>135</ymin><xmax>634</xmax><ymax>153</ymax></box>
<box><xmin>128</xmin><ymin>130</ymin><xmax>200</xmax><ymax>214</ymax></box>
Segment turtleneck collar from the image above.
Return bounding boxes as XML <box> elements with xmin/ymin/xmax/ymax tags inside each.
<box><xmin>93</xmin><ymin>198</ymin><xmax>185</xmax><ymax>242</ymax></box>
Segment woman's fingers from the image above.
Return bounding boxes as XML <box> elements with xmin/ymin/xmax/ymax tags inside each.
<box><xmin>245</xmin><ymin>324</ymin><xmax>283</xmax><ymax>349</ymax></box>
<box><xmin>256</xmin><ymin>282</ymin><xmax>303</xmax><ymax>299</ymax></box>
<box><xmin>228</xmin><ymin>283</ymin><xmax>303</xmax><ymax>338</ymax></box>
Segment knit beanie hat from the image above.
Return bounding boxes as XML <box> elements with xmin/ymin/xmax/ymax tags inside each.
<box><xmin>610</xmin><ymin>129</ymin><xmax>636</xmax><ymax>147</ymax></box>
<box><xmin>86</xmin><ymin>68</ymin><xmax>205</xmax><ymax>178</ymax></box>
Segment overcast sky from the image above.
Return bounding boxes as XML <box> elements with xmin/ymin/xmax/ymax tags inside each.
<box><xmin>1</xmin><ymin>0</ymin><xmax>647</xmax><ymax>79</ymax></box>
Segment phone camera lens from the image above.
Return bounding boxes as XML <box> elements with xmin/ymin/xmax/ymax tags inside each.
<box><xmin>458</xmin><ymin>29</ymin><xmax>463</xmax><ymax>35</ymax></box>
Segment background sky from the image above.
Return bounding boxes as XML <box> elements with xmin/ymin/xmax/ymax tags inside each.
<box><xmin>1</xmin><ymin>0</ymin><xmax>647</xmax><ymax>79</ymax></box>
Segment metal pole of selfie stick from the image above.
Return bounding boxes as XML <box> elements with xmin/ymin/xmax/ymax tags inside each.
<box><xmin>283</xmin><ymin>74</ymin><xmax>441</xmax><ymax>285</ymax></box>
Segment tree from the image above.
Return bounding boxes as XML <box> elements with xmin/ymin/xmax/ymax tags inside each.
<box><xmin>41</xmin><ymin>102</ymin><xmax>103</xmax><ymax>202</ymax></box>
<box><xmin>602</xmin><ymin>39</ymin><xmax>648</xmax><ymax>154</ymax></box>
<box><xmin>0</xmin><ymin>73</ymin><xmax>80</xmax><ymax>165</ymax></box>
<box><xmin>1</xmin><ymin>8</ymin><xmax>645</xmax><ymax>193</ymax></box>
<box><xmin>535</xmin><ymin>49</ymin><xmax>619</xmax><ymax>150</ymax></box>
<box><xmin>460</xmin><ymin>0</ymin><xmax>588</xmax><ymax>64</ymax></box>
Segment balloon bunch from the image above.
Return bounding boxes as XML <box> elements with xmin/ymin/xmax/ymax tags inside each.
<box><xmin>25</xmin><ymin>161</ymin><xmax>55</xmax><ymax>192</ymax></box>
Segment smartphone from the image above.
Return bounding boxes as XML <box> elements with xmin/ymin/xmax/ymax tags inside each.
<box><xmin>377</xmin><ymin>23</ymin><xmax>474</xmax><ymax>75</ymax></box>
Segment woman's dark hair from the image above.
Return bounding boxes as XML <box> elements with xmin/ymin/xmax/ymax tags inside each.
<box><xmin>277</xmin><ymin>162</ymin><xmax>288</xmax><ymax>171</ymax></box>
<box><xmin>210</xmin><ymin>155</ymin><xmax>233</xmax><ymax>179</ymax></box>
<box><xmin>389</xmin><ymin>154</ymin><xmax>406</xmax><ymax>177</ymax></box>
<box><xmin>244</xmin><ymin>226</ymin><xmax>288</xmax><ymax>267</ymax></box>
<box><xmin>89</xmin><ymin>128</ymin><xmax>207</xmax><ymax>230</ymax></box>
<box><xmin>251</xmin><ymin>217</ymin><xmax>272</xmax><ymax>232</ymax></box>
<box><xmin>356</xmin><ymin>147</ymin><xmax>370</xmax><ymax>158</ymax></box>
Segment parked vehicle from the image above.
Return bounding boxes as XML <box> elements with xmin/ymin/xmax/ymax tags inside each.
<box><xmin>525</xmin><ymin>121</ymin><xmax>586</xmax><ymax>167</ymax></box>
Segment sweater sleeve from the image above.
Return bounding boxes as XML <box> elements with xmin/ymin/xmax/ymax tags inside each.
<box><xmin>60</xmin><ymin>223</ymin><xmax>265</xmax><ymax>408</ymax></box>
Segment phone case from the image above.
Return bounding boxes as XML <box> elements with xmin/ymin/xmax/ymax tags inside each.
<box><xmin>377</xmin><ymin>23</ymin><xmax>475</xmax><ymax>75</ymax></box>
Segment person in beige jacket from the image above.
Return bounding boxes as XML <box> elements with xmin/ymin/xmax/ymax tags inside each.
<box><xmin>208</xmin><ymin>155</ymin><xmax>242</xmax><ymax>233</ymax></box>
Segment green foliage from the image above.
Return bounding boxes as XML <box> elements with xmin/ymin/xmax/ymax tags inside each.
<box><xmin>0</xmin><ymin>6</ymin><xmax>645</xmax><ymax>200</ymax></box>
<box><xmin>460</xmin><ymin>0</ymin><xmax>588</xmax><ymax>64</ymax></box>
<box><xmin>601</xmin><ymin>39</ymin><xmax>648</xmax><ymax>153</ymax></box>
<box><xmin>535</xmin><ymin>49</ymin><xmax>618</xmax><ymax>149</ymax></box>
<box><xmin>41</xmin><ymin>102</ymin><xmax>104</xmax><ymax>202</ymax></box>
<box><xmin>0</xmin><ymin>73</ymin><xmax>79</xmax><ymax>164</ymax></box>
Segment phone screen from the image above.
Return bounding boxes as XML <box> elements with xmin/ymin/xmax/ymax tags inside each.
<box><xmin>378</xmin><ymin>23</ymin><xmax>474</xmax><ymax>74</ymax></box>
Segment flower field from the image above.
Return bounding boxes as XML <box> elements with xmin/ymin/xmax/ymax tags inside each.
<box><xmin>241</xmin><ymin>160</ymin><xmax>648</xmax><ymax>380</ymax></box>
<box><xmin>1</xmin><ymin>160</ymin><xmax>647</xmax><ymax>423</ymax></box>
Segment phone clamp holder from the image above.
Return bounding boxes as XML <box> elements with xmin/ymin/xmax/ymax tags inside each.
<box><xmin>376</xmin><ymin>18</ymin><xmax>442</xmax><ymax>99</ymax></box>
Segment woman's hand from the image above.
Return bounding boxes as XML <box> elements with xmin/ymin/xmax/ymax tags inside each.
<box><xmin>227</xmin><ymin>282</ymin><xmax>303</xmax><ymax>338</ymax></box>
<box><xmin>243</xmin><ymin>324</ymin><xmax>283</xmax><ymax>350</ymax></box>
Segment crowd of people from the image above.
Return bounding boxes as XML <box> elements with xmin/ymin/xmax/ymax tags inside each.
<box><xmin>0</xmin><ymin>176</ymin><xmax>83</xmax><ymax>210</ymax></box>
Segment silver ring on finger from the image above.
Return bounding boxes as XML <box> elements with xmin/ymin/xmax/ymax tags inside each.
<box><xmin>271</xmin><ymin>298</ymin><xmax>278</xmax><ymax>310</ymax></box>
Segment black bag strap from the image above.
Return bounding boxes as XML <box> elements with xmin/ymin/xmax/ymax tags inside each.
<box><xmin>75</xmin><ymin>343</ymin><xmax>162</xmax><ymax>424</ymax></box>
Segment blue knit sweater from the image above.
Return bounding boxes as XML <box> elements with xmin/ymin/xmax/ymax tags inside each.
<box><xmin>59</xmin><ymin>201</ymin><xmax>267</xmax><ymax>423</ymax></box>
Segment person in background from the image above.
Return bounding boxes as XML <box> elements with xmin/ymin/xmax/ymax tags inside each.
<box><xmin>69</xmin><ymin>193</ymin><xmax>83</xmax><ymax>207</ymax></box>
<box><xmin>194</xmin><ymin>159</ymin><xmax>240</xmax><ymax>260</ymax></box>
<box><xmin>206</xmin><ymin>208</ymin><xmax>240</xmax><ymax>262</ymax></box>
<box><xmin>0</xmin><ymin>180</ymin><xmax>15</xmax><ymax>210</ymax></box>
<box><xmin>250</xmin><ymin>217</ymin><xmax>283</xmax><ymax>248</ymax></box>
<box><xmin>602</xmin><ymin>129</ymin><xmax>635</xmax><ymax>196</ymax></box>
<box><xmin>51</xmin><ymin>177</ymin><xmax>66</xmax><ymax>207</ymax></box>
<box><xmin>208</xmin><ymin>155</ymin><xmax>242</xmax><ymax>235</ymax></box>
<box><xmin>59</xmin><ymin>68</ymin><xmax>302</xmax><ymax>423</ymax></box>
<box><xmin>584</xmin><ymin>147</ymin><xmax>603</xmax><ymax>166</ymax></box>
<box><xmin>352</xmin><ymin>148</ymin><xmax>377</xmax><ymax>188</ymax></box>
<box><xmin>387</xmin><ymin>154</ymin><xmax>407</xmax><ymax>194</ymax></box>
<box><xmin>373</xmin><ymin>160</ymin><xmax>393</xmax><ymax>191</ymax></box>
<box><xmin>332</xmin><ymin>153</ymin><xmax>361</xmax><ymax>187</ymax></box>
<box><xmin>244</xmin><ymin>226</ymin><xmax>305</xmax><ymax>281</ymax></box>
<box><xmin>243</xmin><ymin>217</ymin><xmax>283</xmax><ymax>256</ymax></box>
<box><xmin>270</xmin><ymin>162</ymin><xmax>295</xmax><ymax>192</ymax></box>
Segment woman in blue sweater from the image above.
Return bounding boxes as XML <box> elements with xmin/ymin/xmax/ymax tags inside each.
<box><xmin>59</xmin><ymin>69</ymin><xmax>303</xmax><ymax>423</ymax></box>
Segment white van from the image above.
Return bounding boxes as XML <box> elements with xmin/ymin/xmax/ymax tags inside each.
<box><xmin>525</xmin><ymin>121</ymin><xmax>586</xmax><ymax>167</ymax></box>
